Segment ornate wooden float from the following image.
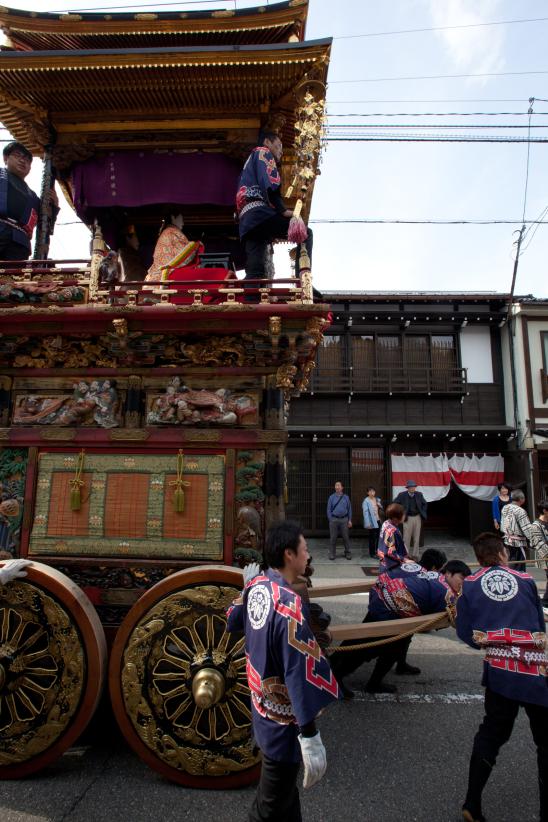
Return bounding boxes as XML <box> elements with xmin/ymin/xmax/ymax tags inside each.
<box><xmin>0</xmin><ymin>1</ymin><xmax>447</xmax><ymax>789</ymax></box>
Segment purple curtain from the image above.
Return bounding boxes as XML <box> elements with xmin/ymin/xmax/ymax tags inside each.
<box><xmin>72</xmin><ymin>151</ymin><xmax>241</xmax><ymax>217</ymax></box>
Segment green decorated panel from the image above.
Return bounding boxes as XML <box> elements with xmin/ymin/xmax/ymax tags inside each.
<box><xmin>29</xmin><ymin>452</ymin><xmax>224</xmax><ymax>560</ymax></box>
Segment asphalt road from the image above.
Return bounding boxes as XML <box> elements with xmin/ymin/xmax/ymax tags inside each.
<box><xmin>1</xmin><ymin>594</ymin><xmax>543</xmax><ymax>822</ymax></box>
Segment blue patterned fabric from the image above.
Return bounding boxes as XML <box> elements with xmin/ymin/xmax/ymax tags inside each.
<box><xmin>456</xmin><ymin>565</ymin><xmax>548</xmax><ymax>707</ymax></box>
<box><xmin>226</xmin><ymin>567</ymin><xmax>339</xmax><ymax>762</ymax></box>
<box><xmin>235</xmin><ymin>147</ymin><xmax>283</xmax><ymax>238</ymax></box>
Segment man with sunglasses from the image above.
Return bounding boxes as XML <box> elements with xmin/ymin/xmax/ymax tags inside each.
<box><xmin>0</xmin><ymin>141</ymin><xmax>58</xmax><ymax>261</ymax></box>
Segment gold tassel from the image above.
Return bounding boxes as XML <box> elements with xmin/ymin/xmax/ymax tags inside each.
<box><xmin>169</xmin><ymin>450</ymin><xmax>190</xmax><ymax>514</ymax></box>
<box><xmin>69</xmin><ymin>450</ymin><xmax>85</xmax><ymax>511</ymax></box>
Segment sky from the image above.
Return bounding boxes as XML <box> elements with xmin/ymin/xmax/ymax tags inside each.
<box><xmin>2</xmin><ymin>0</ymin><xmax>548</xmax><ymax>297</ymax></box>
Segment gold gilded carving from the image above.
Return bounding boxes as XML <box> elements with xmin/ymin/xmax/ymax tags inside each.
<box><xmin>0</xmin><ymin>582</ymin><xmax>85</xmax><ymax>765</ymax></box>
<box><xmin>120</xmin><ymin>583</ymin><xmax>259</xmax><ymax>776</ymax></box>
<box><xmin>109</xmin><ymin>429</ymin><xmax>150</xmax><ymax>441</ymax></box>
<box><xmin>306</xmin><ymin>316</ymin><xmax>329</xmax><ymax>345</ymax></box>
<box><xmin>255</xmin><ymin>431</ymin><xmax>287</xmax><ymax>443</ymax></box>
<box><xmin>112</xmin><ymin>318</ymin><xmax>128</xmax><ymax>338</ymax></box>
<box><xmin>0</xmin><ymin>429</ymin><xmax>9</xmax><ymax>440</ymax></box>
<box><xmin>40</xmin><ymin>428</ymin><xmax>77</xmax><ymax>440</ymax></box>
<box><xmin>268</xmin><ymin>316</ymin><xmax>281</xmax><ymax>336</ymax></box>
<box><xmin>275</xmin><ymin>364</ymin><xmax>297</xmax><ymax>392</ymax></box>
<box><xmin>182</xmin><ymin>338</ymin><xmax>247</xmax><ymax>367</ymax></box>
<box><xmin>181</xmin><ymin>430</ymin><xmax>221</xmax><ymax>442</ymax></box>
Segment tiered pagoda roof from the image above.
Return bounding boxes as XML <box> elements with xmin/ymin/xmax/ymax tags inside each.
<box><xmin>0</xmin><ymin>1</ymin><xmax>308</xmax><ymax>50</ymax></box>
<box><xmin>0</xmin><ymin>1</ymin><xmax>330</xmax><ymax>220</ymax></box>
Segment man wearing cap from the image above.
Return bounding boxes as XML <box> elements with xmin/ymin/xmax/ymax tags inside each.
<box><xmin>394</xmin><ymin>479</ymin><xmax>428</xmax><ymax>552</ymax></box>
<box><xmin>0</xmin><ymin>141</ymin><xmax>58</xmax><ymax>261</ymax></box>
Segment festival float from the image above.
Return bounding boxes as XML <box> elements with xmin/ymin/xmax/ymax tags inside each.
<box><xmin>0</xmin><ymin>0</ymin><xmax>448</xmax><ymax>787</ymax></box>
<box><xmin>0</xmin><ymin>0</ymin><xmax>333</xmax><ymax>786</ymax></box>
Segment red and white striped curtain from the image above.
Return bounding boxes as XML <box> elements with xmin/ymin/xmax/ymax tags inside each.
<box><xmin>391</xmin><ymin>453</ymin><xmax>504</xmax><ymax>503</ymax></box>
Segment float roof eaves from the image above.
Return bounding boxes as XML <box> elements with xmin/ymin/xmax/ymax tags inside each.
<box><xmin>0</xmin><ymin>37</ymin><xmax>332</xmax><ymax>62</ymax></box>
<box><xmin>0</xmin><ymin>1</ymin><xmax>309</xmax><ymax>49</ymax></box>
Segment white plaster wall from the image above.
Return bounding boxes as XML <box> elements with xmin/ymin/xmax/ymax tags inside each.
<box><xmin>460</xmin><ymin>326</ymin><xmax>493</xmax><ymax>383</ymax></box>
<box><xmin>526</xmin><ymin>319</ymin><xmax>548</xmax><ymax>410</ymax></box>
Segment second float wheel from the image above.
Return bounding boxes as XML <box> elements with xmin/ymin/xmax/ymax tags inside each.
<box><xmin>0</xmin><ymin>562</ymin><xmax>107</xmax><ymax>779</ymax></box>
<box><xmin>109</xmin><ymin>566</ymin><xmax>261</xmax><ymax>788</ymax></box>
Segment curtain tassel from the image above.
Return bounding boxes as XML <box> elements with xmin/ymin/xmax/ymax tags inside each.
<box><xmin>69</xmin><ymin>450</ymin><xmax>86</xmax><ymax>511</ymax></box>
<box><xmin>169</xmin><ymin>450</ymin><xmax>191</xmax><ymax>514</ymax></box>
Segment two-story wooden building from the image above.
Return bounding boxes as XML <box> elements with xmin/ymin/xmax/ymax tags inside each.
<box><xmin>287</xmin><ymin>291</ymin><xmax>523</xmax><ymax>539</ymax></box>
<box><xmin>502</xmin><ymin>297</ymin><xmax>548</xmax><ymax>506</ymax></box>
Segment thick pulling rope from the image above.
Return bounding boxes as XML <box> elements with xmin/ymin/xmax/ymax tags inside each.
<box><xmin>326</xmin><ymin>610</ymin><xmax>450</xmax><ymax>654</ymax></box>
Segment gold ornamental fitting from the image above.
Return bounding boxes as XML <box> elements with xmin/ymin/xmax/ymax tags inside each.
<box><xmin>0</xmin><ymin>662</ymin><xmax>5</xmax><ymax>690</ymax></box>
<box><xmin>191</xmin><ymin>667</ymin><xmax>225</xmax><ymax>710</ymax></box>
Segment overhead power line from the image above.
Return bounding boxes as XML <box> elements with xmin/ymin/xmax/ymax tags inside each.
<box><xmin>333</xmin><ymin>16</ymin><xmax>548</xmax><ymax>40</ymax></box>
<box><xmin>323</xmin><ymin>134</ymin><xmax>548</xmax><ymax>143</ymax></box>
<box><xmin>309</xmin><ymin>219</ymin><xmax>548</xmax><ymax>225</ymax></box>
<box><xmin>326</xmin><ymin>111</ymin><xmax>548</xmax><ymax>117</ymax></box>
<box><xmin>330</xmin><ymin>70</ymin><xmax>548</xmax><ymax>84</ymax></box>
<box><xmin>327</xmin><ymin>99</ymin><xmax>537</xmax><ymax>104</ymax></box>
<box><xmin>325</xmin><ymin>123</ymin><xmax>548</xmax><ymax>129</ymax></box>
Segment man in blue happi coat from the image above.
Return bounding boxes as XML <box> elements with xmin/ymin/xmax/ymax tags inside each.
<box><xmin>236</xmin><ymin>132</ymin><xmax>313</xmax><ymax>284</ymax></box>
<box><xmin>0</xmin><ymin>141</ymin><xmax>58</xmax><ymax>261</ymax></box>
<box><xmin>456</xmin><ymin>532</ymin><xmax>548</xmax><ymax>822</ymax></box>
<box><xmin>226</xmin><ymin>521</ymin><xmax>339</xmax><ymax>821</ymax></box>
<box><xmin>331</xmin><ymin>551</ymin><xmax>470</xmax><ymax>696</ymax></box>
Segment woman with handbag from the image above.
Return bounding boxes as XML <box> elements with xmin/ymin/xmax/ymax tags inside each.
<box><xmin>362</xmin><ymin>486</ymin><xmax>383</xmax><ymax>559</ymax></box>
<box><xmin>530</xmin><ymin>499</ymin><xmax>548</xmax><ymax>609</ymax></box>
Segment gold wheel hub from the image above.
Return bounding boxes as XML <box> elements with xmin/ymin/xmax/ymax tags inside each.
<box><xmin>192</xmin><ymin>667</ymin><xmax>225</xmax><ymax>709</ymax></box>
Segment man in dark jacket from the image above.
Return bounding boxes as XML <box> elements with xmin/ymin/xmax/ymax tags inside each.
<box><xmin>0</xmin><ymin>141</ymin><xmax>58</xmax><ymax>261</ymax></box>
<box><xmin>236</xmin><ymin>131</ymin><xmax>313</xmax><ymax>284</ymax></box>
<box><xmin>394</xmin><ymin>479</ymin><xmax>428</xmax><ymax>552</ymax></box>
<box><xmin>456</xmin><ymin>532</ymin><xmax>547</xmax><ymax>822</ymax></box>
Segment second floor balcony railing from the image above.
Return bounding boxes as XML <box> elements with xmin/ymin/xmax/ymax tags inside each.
<box><xmin>309</xmin><ymin>366</ymin><xmax>468</xmax><ymax>395</ymax></box>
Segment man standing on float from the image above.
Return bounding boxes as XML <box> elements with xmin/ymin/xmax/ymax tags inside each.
<box><xmin>236</xmin><ymin>131</ymin><xmax>313</xmax><ymax>285</ymax></box>
<box><xmin>0</xmin><ymin>141</ymin><xmax>58</xmax><ymax>261</ymax></box>
<box><xmin>226</xmin><ymin>521</ymin><xmax>339</xmax><ymax>820</ymax></box>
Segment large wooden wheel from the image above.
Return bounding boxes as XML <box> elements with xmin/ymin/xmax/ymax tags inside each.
<box><xmin>109</xmin><ymin>565</ymin><xmax>260</xmax><ymax>789</ymax></box>
<box><xmin>0</xmin><ymin>562</ymin><xmax>107</xmax><ymax>778</ymax></box>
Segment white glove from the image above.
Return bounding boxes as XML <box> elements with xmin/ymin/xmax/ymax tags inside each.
<box><xmin>243</xmin><ymin>562</ymin><xmax>261</xmax><ymax>586</ymax></box>
<box><xmin>0</xmin><ymin>558</ymin><xmax>32</xmax><ymax>585</ymax></box>
<box><xmin>298</xmin><ymin>731</ymin><xmax>327</xmax><ymax>789</ymax></box>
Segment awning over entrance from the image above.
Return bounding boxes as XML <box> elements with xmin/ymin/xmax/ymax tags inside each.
<box><xmin>391</xmin><ymin>453</ymin><xmax>504</xmax><ymax>502</ymax></box>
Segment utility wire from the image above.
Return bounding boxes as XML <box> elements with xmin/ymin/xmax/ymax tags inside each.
<box><xmin>333</xmin><ymin>16</ymin><xmax>548</xmax><ymax>40</ymax></box>
<box><xmin>325</xmin><ymin>123</ymin><xmax>548</xmax><ymax>129</ymax></box>
<box><xmin>309</xmin><ymin>219</ymin><xmax>548</xmax><ymax>225</ymax></box>
<box><xmin>326</xmin><ymin>111</ymin><xmax>548</xmax><ymax>117</ymax></box>
<box><xmin>327</xmin><ymin>99</ymin><xmax>539</xmax><ymax>104</ymax></box>
<box><xmin>49</xmin><ymin>5</ymin><xmax>548</xmax><ymax>34</ymax></box>
<box><xmin>330</xmin><ymin>70</ymin><xmax>548</xmax><ymax>84</ymax></box>
<box><xmin>322</xmin><ymin>134</ymin><xmax>548</xmax><ymax>143</ymax></box>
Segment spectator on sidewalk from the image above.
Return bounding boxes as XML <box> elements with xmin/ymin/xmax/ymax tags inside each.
<box><xmin>491</xmin><ymin>481</ymin><xmax>512</xmax><ymax>532</ymax></box>
<box><xmin>326</xmin><ymin>481</ymin><xmax>352</xmax><ymax>561</ymax></box>
<box><xmin>393</xmin><ymin>479</ymin><xmax>427</xmax><ymax>552</ymax></box>
<box><xmin>501</xmin><ymin>489</ymin><xmax>535</xmax><ymax>573</ymax></box>
<box><xmin>530</xmin><ymin>499</ymin><xmax>548</xmax><ymax>609</ymax></box>
<box><xmin>362</xmin><ymin>486</ymin><xmax>383</xmax><ymax>559</ymax></box>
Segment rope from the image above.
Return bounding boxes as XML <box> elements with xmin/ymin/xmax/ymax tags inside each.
<box><xmin>326</xmin><ymin>610</ymin><xmax>450</xmax><ymax>654</ymax></box>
